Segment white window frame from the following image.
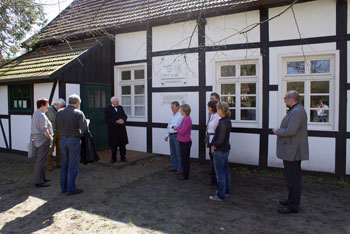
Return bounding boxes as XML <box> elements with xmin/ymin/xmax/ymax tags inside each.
<box><xmin>114</xmin><ymin>63</ymin><xmax>147</xmax><ymax>122</ymax></box>
<box><xmin>215</xmin><ymin>57</ymin><xmax>262</xmax><ymax>128</ymax></box>
<box><xmin>280</xmin><ymin>52</ymin><xmax>339</xmax><ymax>131</ymax></box>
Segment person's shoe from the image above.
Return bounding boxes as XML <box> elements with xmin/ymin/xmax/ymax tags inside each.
<box><xmin>43</xmin><ymin>179</ymin><xmax>50</xmax><ymax>183</ymax></box>
<box><xmin>168</xmin><ymin>168</ymin><xmax>176</xmax><ymax>172</ymax></box>
<box><xmin>279</xmin><ymin>200</ymin><xmax>288</xmax><ymax>206</ymax></box>
<box><xmin>110</xmin><ymin>159</ymin><xmax>116</xmax><ymax>164</ymax></box>
<box><xmin>177</xmin><ymin>176</ymin><xmax>189</xmax><ymax>181</ymax></box>
<box><xmin>47</xmin><ymin>165</ymin><xmax>53</xmax><ymax>171</ymax></box>
<box><xmin>121</xmin><ymin>158</ymin><xmax>128</xmax><ymax>162</ymax></box>
<box><xmin>216</xmin><ymin>191</ymin><xmax>229</xmax><ymax>197</ymax></box>
<box><xmin>278</xmin><ymin>207</ymin><xmax>298</xmax><ymax>214</ymax></box>
<box><xmin>35</xmin><ymin>183</ymin><xmax>50</xmax><ymax>188</ymax></box>
<box><xmin>209</xmin><ymin>195</ymin><xmax>223</xmax><ymax>202</ymax></box>
<box><xmin>175</xmin><ymin>171</ymin><xmax>182</xmax><ymax>175</ymax></box>
<box><xmin>67</xmin><ymin>189</ymin><xmax>83</xmax><ymax>195</ymax></box>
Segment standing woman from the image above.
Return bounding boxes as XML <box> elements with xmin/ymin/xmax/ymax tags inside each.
<box><xmin>31</xmin><ymin>98</ymin><xmax>53</xmax><ymax>187</ymax></box>
<box><xmin>206</xmin><ymin>101</ymin><xmax>221</xmax><ymax>188</ymax></box>
<box><xmin>209</xmin><ymin>102</ymin><xmax>232</xmax><ymax>201</ymax></box>
<box><xmin>173</xmin><ymin>104</ymin><xmax>192</xmax><ymax>181</ymax></box>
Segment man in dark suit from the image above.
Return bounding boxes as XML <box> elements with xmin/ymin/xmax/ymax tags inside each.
<box><xmin>273</xmin><ymin>90</ymin><xmax>309</xmax><ymax>214</ymax></box>
<box><xmin>105</xmin><ymin>96</ymin><xmax>129</xmax><ymax>163</ymax></box>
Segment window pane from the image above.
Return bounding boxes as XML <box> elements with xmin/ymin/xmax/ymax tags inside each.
<box><xmin>22</xmin><ymin>100</ymin><xmax>27</xmax><ymax>108</ymax></box>
<box><xmin>287</xmin><ymin>61</ymin><xmax>305</xmax><ymax>74</ymax></box>
<box><xmin>241</xmin><ymin>83</ymin><xmax>256</xmax><ymax>94</ymax></box>
<box><xmin>240</xmin><ymin>64</ymin><xmax>256</xmax><ymax>76</ymax></box>
<box><xmin>101</xmin><ymin>90</ymin><xmax>106</xmax><ymax>107</ymax></box>
<box><xmin>241</xmin><ymin>109</ymin><xmax>256</xmax><ymax>120</ymax></box>
<box><xmin>135</xmin><ymin>85</ymin><xmax>144</xmax><ymax>94</ymax></box>
<box><xmin>311</xmin><ymin>96</ymin><xmax>329</xmax><ymax>108</ymax></box>
<box><xmin>287</xmin><ymin>82</ymin><xmax>304</xmax><ymax>94</ymax></box>
<box><xmin>311</xmin><ymin>81</ymin><xmax>329</xmax><ymax>93</ymax></box>
<box><xmin>88</xmin><ymin>90</ymin><xmax>94</xmax><ymax>108</ymax></box>
<box><xmin>230</xmin><ymin>109</ymin><xmax>235</xmax><ymax>120</ymax></box>
<box><xmin>135</xmin><ymin>106</ymin><xmax>145</xmax><ymax>116</ymax></box>
<box><xmin>13</xmin><ymin>100</ymin><xmax>17</xmax><ymax>108</ymax></box>
<box><xmin>311</xmin><ymin>60</ymin><xmax>330</xmax><ymax>73</ymax></box>
<box><xmin>95</xmin><ymin>90</ymin><xmax>101</xmax><ymax>108</ymax></box>
<box><xmin>135</xmin><ymin>96</ymin><xmax>144</xmax><ymax>105</ymax></box>
<box><xmin>241</xmin><ymin>96</ymin><xmax>256</xmax><ymax>107</ymax></box>
<box><xmin>121</xmin><ymin>71</ymin><xmax>131</xmax><ymax>80</ymax></box>
<box><xmin>221</xmin><ymin>65</ymin><xmax>236</xmax><ymax>77</ymax></box>
<box><xmin>121</xmin><ymin>96</ymin><xmax>131</xmax><ymax>105</ymax></box>
<box><xmin>221</xmin><ymin>96</ymin><xmax>235</xmax><ymax>107</ymax></box>
<box><xmin>135</xmin><ymin>69</ymin><xmax>145</xmax><ymax>79</ymax></box>
<box><xmin>122</xmin><ymin>86</ymin><xmax>131</xmax><ymax>95</ymax></box>
<box><xmin>310</xmin><ymin>110</ymin><xmax>329</xmax><ymax>123</ymax></box>
<box><xmin>221</xmin><ymin>84</ymin><xmax>235</xmax><ymax>95</ymax></box>
<box><xmin>124</xmin><ymin>106</ymin><xmax>131</xmax><ymax>115</ymax></box>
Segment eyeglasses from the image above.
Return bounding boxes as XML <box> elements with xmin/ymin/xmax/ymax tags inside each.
<box><xmin>284</xmin><ymin>97</ymin><xmax>289</xmax><ymax>100</ymax></box>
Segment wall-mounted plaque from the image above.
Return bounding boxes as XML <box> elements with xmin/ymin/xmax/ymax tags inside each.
<box><xmin>162</xmin><ymin>94</ymin><xmax>187</xmax><ymax>105</ymax></box>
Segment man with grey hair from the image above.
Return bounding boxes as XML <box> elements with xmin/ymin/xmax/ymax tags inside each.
<box><xmin>46</xmin><ymin>98</ymin><xmax>66</xmax><ymax>171</ymax></box>
<box><xmin>105</xmin><ymin>96</ymin><xmax>128</xmax><ymax>163</ymax></box>
<box><xmin>273</xmin><ymin>90</ymin><xmax>309</xmax><ymax>214</ymax></box>
<box><xmin>56</xmin><ymin>94</ymin><xmax>88</xmax><ymax>195</ymax></box>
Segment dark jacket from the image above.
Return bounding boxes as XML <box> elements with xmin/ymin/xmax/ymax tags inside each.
<box><xmin>105</xmin><ymin>105</ymin><xmax>129</xmax><ymax>147</ymax></box>
<box><xmin>56</xmin><ymin>105</ymin><xmax>88</xmax><ymax>137</ymax></box>
<box><xmin>212</xmin><ymin>117</ymin><xmax>231</xmax><ymax>153</ymax></box>
<box><xmin>80</xmin><ymin>132</ymin><xmax>100</xmax><ymax>164</ymax></box>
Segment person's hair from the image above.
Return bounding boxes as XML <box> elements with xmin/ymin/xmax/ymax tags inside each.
<box><xmin>217</xmin><ymin>102</ymin><xmax>231</xmax><ymax>118</ymax></box>
<box><xmin>171</xmin><ymin>101</ymin><xmax>180</xmax><ymax>107</ymax></box>
<box><xmin>286</xmin><ymin>90</ymin><xmax>300</xmax><ymax>102</ymax></box>
<box><xmin>207</xmin><ymin>101</ymin><xmax>218</xmax><ymax>113</ymax></box>
<box><xmin>55</xmin><ymin>98</ymin><xmax>66</xmax><ymax>106</ymax></box>
<box><xmin>180</xmin><ymin>104</ymin><xmax>191</xmax><ymax>116</ymax></box>
<box><xmin>210</xmin><ymin>92</ymin><xmax>220</xmax><ymax>101</ymax></box>
<box><xmin>110</xmin><ymin>96</ymin><xmax>119</xmax><ymax>102</ymax></box>
<box><xmin>37</xmin><ymin>98</ymin><xmax>49</xmax><ymax>109</ymax></box>
<box><xmin>68</xmin><ymin>94</ymin><xmax>81</xmax><ymax>105</ymax></box>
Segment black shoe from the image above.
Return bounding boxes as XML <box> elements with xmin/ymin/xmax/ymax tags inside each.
<box><xmin>44</xmin><ymin>179</ymin><xmax>50</xmax><ymax>183</ymax></box>
<box><xmin>279</xmin><ymin>200</ymin><xmax>288</xmax><ymax>206</ymax></box>
<box><xmin>110</xmin><ymin>159</ymin><xmax>116</xmax><ymax>164</ymax></box>
<box><xmin>177</xmin><ymin>176</ymin><xmax>189</xmax><ymax>181</ymax></box>
<box><xmin>67</xmin><ymin>189</ymin><xmax>83</xmax><ymax>195</ymax></box>
<box><xmin>35</xmin><ymin>183</ymin><xmax>50</xmax><ymax>188</ymax></box>
<box><xmin>278</xmin><ymin>207</ymin><xmax>298</xmax><ymax>214</ymax></box>
<box><xmin>121</xmin><ymin>158</ymin><xmax>128</xmax><ymax>162</ymax></box>
<box><xmin>168</xmin><ymin>168</ymin><xmax>176</xmax><ymax>172</ymax></box>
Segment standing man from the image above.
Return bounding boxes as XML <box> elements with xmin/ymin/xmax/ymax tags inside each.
<box><xmin>46</xmin><ymin>98</ymin><xmax>65</xmax><ymax>171</ymax></box>
<box><xmin>273</xmin><ymin>90</ymin><xmax>309</xmax><ymax>214</ymax></box>
<box><xmin>165</xmin><ymin>101</ymin><xmax>183</xmax><ymax>174</ymax></box>
<box><xmin>105</xmin><ymin>97</ymin><xmax>129</xmax><ymax>163</ymax></box>
<box><xmin>56</xmin><ymin>94</ymin><xmax>88</xmax><ymax>195</ymax></box>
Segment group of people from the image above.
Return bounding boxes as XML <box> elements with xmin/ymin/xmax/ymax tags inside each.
<box><xmin>165</xmin><ymin>90</ymin><xmax>309</xmax><ymax>214</ymax></box>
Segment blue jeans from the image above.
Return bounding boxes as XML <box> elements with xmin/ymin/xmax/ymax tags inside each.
<box><xmin>169</xmin><ymin>134</ymin><xmax>182</xmax><ymax>172</ymax></box>
<box><xmin>213</xmin><ymin>150</ymin><xmax>231</xmax><ymax>200</ymax></box>
<box><xmin>60</xmin><ymin>136</ymin><xmax>81</xmax><ymax>193</ymax></box>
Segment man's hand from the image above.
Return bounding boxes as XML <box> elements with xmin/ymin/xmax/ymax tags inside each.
<box><xmin>272</xmin><ymin>128</ymin><xmax>278</xmax><ymax>135</ymax></box>
<box><xmin>116</xmin><ymin>119</ymin><xmax>124</xmax><ymax>124</ymax></box>
<box><xmin>211</xmin><ymin>145</ymin><xmax>216</xmax><ymax>153</ymax></box>
<box><xmin>165</xmin><ymin>136</ymin><xmax>168</xmax><ymax>142</ymax></box>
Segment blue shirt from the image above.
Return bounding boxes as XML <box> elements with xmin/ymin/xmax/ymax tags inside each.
<box><xmin>166</xmin><ymin>111</ymin><xmax>183</xmax><ymax>137</ymax></box>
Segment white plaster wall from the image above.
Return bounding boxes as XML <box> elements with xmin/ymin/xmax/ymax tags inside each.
<box><xmin>152</xmin><ymin>128</ymin><xmax>171</xmax><ymax>155</ymax></box>
<box><xmin>269</xmin><ymin>91</ymin><xmax>279</xmax><ymax>129</ymax></box>
<box><xmin>302</xmin><ymin>137</ymin><xmax>335</xmax><ymax>173</ymax></box>
<box><xmin>152</xmin><ymin>53</ymin><xmax>198</xmax><ymax>87</ymax></box>
<box><xmin>11</xmin><ymin>115</ymin><xmax>31</xmax><ymax>151</ymax></box>
<box><xmin>66</xmin><ymin>83</ymin><xmax>80</xmax><ymax>107</ymax></box>
<box><xmin>269</xmin><ymin>0</ymin><xmax>336</xmax><ymax>41</ymax></box>
<box><xmin>0</xmin><ymin>85</ymin><xmax>8</xmax><ymax>115</ymax></box>
<box><xmin>269</xmin><ymin>43</ymin><xmax>337</xmax><ymax>85</ymax></box>
<box><xmin>115</xmin><ymin>31</ymin><xmax>147</xmax><ymax>62</ymax></box>
<box><xmin>190</xmin><ymin>130</ymin><xmax>199</xmax><ymax>158</ymax></box>
<box><xmin>34</xmin><ymin>83</ymin><xmax>58</xmax><ymax>111</ymax></box>
<box><xmin>126</xmin><ymin>126</ymin><xmax>147</xmax><ymax>152</ymax></box>
<box><xmin>152</xmin><ymin>20</ymin><xmax>198</xmax><ymax>51</ymax></box>
<box><xmin>229</xmin><ymin>133</ymin><xmax>260</xmax><ymax>165</ymax></box>
<box><xmin>348</xmin><ymin>90</ymin><xmax>350</xmax><ymax>132</ymax></box>
<box><xmin>206</xmin><ymin>49</ymin><xmax>261</xmax><ymax>87</ymax></box>
<box><xmin>267</xmin><ymin>135</ymin><xmax>282</xmax><ymax>168</ymax></box>
<box><xmin>205</xmin><ymin>10</ymin><xmax>260</xmax><ymax>46</ymax></box>
<box><xmin>348</xmin><ymin>41</ymin><xmax>350</xmax><ymax>83</ymax></box>
<box><xmin>348</xmin><ymin>0</ymin><xmax>350</xmax><ymax>34</ymax></box>
<box><xmin>152</xmin><ymin>92</ymin><xmax>199</xmax><ymax>125</ymax></box>
<box><xmin>347</xmin><ymin>139</ymin><xmax>350</xmax><ymax>175</ymax></box>
<box><xmin>0</xmin><ymin>119</ymin><xmax>9</xmax><ymax>148</ymax></box>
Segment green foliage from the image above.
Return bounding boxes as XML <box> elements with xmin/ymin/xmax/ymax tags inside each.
<box><xmin>0</xmin><ymin>0</ymin><xmax>46</xmax><ymax>63</ymax></box>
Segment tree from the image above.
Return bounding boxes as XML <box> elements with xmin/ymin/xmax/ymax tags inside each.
<box><xmin>0</xmin><ymin>0</ymin><xmax>46</xmax><ymax>63</ymax></box>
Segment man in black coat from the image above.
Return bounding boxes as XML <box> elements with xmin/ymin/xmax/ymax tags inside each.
<box><xmin>105</xmin><ymin>97</ymin><xmax>129</xmax><ymax>163</ymax></box>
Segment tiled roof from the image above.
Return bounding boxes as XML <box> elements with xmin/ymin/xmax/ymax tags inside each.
<box><xmin>0</xmin><ymin>39</ymin><xmax>99</xmax><ymax>82</ymax></box>
<box><xmin>38</xmin><ymin>0</ymin><xmax>260</xmax><ymax>41</ymax></box>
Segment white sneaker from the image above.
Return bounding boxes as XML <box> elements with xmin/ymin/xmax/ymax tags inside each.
<box><xmin>209</xmin><ymin>195</ymin><xmax>223</xmax><ymax>201</ymax></box>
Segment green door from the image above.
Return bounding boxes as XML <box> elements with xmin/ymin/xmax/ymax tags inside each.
<box><xmin>81</xmin><ymin>84</ymin><xmax>111</xmax><ymax>150</ymax></box>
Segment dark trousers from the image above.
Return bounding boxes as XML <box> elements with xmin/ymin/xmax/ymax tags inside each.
<box><xmin>283</xmin><ymin>160</ymin><xmax>302</xmax><ymax>210</ymax></box>
<box><xmin>32</xmin><ymin>140</ymin><xmax>50</xmax><ymax>184</ymax></box>
<box><xmin>111</xmin><ymin>145</ymin><xmax>126</xmax><ymax>161</ymax></box>
<box><xmin>209</xmin><ymin>152</ymin><xmax>217</xmax><ymax>186</ymax></box>
<box><xmin>179</xmin><ymin>141</ymin><xmax>192</xmax><ymax>178</ymax></box>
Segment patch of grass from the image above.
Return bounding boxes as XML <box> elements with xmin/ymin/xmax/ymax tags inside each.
<box><xmin>128</xmin><ymin>217</ymin><xmax>134</xmax><ymax>226</ymax></box>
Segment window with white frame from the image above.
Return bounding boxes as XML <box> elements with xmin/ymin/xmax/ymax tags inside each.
<box><xmin>117</xmin><ymin>65</ymin><xmax>146</xmax><ymax>118</ymax></box>
<box><xmin>216</xmin><ymin>60</ymin><xmax>260</xmax><ymax>124</ymax></box>
<box><xmin>282</xmin><ymin>55</ymin><xmax>335</xmax><ymax>129</ymax></box>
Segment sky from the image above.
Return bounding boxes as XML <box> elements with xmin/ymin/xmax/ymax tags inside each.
<box><xmin>38</xmin><ymin>0</ymin><xmax>75</xmax><ymax>24</ymax></box>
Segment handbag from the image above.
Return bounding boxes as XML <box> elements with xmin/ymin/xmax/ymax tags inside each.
<box><xmin>27</xmin><ymin>136</ymin><xmax>35</xmax><ymax>158</ymax></box>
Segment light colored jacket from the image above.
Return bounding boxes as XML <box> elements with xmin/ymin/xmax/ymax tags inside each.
<box><xmin>276</xmin><ymin>104</ymin><xmax>309</xmax><ymax>161</ymax></box>
<box><xmin>31</xmin><ymin>110</ymin><xmax>53</xmax><ymax>148</ymax></box>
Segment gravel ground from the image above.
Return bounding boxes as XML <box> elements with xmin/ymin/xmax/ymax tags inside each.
<box><xmin>0</xmin><ymin>152</ymin><xmax>349</xmax><ymax>234</ymax></box>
